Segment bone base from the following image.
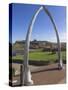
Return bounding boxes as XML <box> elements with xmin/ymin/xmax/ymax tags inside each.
<box><xmin>58</xmin><ymin>59</ymin><xmax>63</xmax><ymax>70</ymax></box>
<box><xmin>23</xmin><ymin>67</ymin><xmax>34</xmax><ymax>86</ymax></box>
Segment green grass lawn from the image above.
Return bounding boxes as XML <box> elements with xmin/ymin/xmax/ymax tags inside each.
<box><xmin>12</xmin><ymin>51</ymin><xmax>66</xmax><ymax>62</ymax></box>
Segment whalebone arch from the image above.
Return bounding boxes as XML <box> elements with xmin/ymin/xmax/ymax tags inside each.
<box><xmin>23</xmin><ymin>6</ymin><xmax>63</xmax><ymax>85</ymax></box>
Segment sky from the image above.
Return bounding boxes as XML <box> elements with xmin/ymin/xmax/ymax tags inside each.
<box><xmin>10</xmin><ymin>3</ymin><xmax>66</xmax><ymax>43</ymax></box>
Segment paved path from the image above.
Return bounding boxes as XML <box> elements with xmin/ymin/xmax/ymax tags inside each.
<box><xmin>58</xmin><ymin>78</ymin><xmax>66</xmax><ymax>84</ymax></box>
<box><xmin>11</xmin><ymin>63</ymin><xmax>66</xmax><ymax>86</ymax></box>
<box><xmin>32</xmin><ymin>64</ymin><xmax>66</xmax><ymax>85</ymax></box>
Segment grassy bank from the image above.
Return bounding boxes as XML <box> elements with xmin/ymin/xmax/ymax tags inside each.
<box><xmin>12</xmin><ymin>51</ymin><xmax>66</xmax><ymax>62</ymax></box>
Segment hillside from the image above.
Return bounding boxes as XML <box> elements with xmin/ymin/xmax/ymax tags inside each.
<box><xmin>12</xmin><ymin>40</ymin><xmax>66</xmax><ymax>50</ymax></box>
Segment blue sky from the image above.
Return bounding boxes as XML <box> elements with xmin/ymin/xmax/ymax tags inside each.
<box><xmin>11</xmin><ymin>3</ymin><xmax>66</xmax><ymax>43</ymax></box>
